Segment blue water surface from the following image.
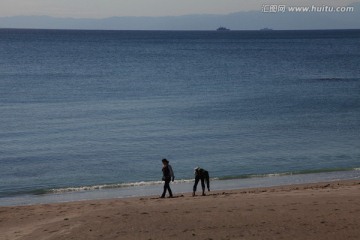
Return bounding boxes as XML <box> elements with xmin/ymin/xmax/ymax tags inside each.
<box><xmin>0</xmin><ymin>29</ymin><xmax>359</xmax><ymax>203</ymax></box>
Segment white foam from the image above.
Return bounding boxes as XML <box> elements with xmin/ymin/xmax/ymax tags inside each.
<box><xmin>49</xmin><ymin>179</ymin><xmax>196</xmax><ymax>194</ymax></box>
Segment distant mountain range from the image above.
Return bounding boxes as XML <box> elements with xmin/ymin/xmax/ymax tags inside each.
<box><xmin>1</xmin><ymin>2</ymin><xmax>359</xmax><ymax>30</ymax></box>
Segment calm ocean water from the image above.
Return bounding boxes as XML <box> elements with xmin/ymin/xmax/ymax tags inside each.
<box><xmin>1</xmin><ymin>29</ymin><xmax>359</xmax><ymax>205</ymax></box>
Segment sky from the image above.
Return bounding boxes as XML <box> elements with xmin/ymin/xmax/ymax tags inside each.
<box><xmin>1</xmin><ymin>0</ymin><xmax>357</xmax><ymax>18</ymax></box>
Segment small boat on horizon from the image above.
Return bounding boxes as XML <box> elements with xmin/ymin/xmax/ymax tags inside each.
<box><xmin>216</xmin><ymin>26</ymin><xmax>230</xmax><ymax>31</ymax></box>
<box><xmin>260</xmin><ymin>27</ymin><xmax>273</xmax><ymax>31</ymax></box>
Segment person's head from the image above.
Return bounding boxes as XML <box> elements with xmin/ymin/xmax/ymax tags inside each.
<box><xmin>162</xmin><ymin>158</ymin><xmax>169</xmax><ymax>165</ymax></box>
<box><xmin>194</xmin><ymin>166</ymin><xmax>200</xmax><ymax>174</ymax></box>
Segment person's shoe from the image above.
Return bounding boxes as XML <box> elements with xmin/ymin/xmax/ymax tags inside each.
<box><xmin>160</xmin><ymin>195</ymin><xmax>165</xmax><ymax>198</ymax></box>
<box><xmin>192</xmin><ymin>192</ymin><xmax>195</xmax><ymax>197</ymax></box>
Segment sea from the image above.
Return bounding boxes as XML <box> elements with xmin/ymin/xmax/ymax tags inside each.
<box><xmin>0</xmin><ymin>29</ymin><xmax>359</xmax><ymax>206</ymax></box>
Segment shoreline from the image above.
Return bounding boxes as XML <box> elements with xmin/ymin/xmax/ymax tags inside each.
<box><xmin>1</xmin><ymin>168</ymin><xmax>359</xmax><ymax>207</ymax></box>
<box><xmin>1</xmin><ymin>179</ymin><xmax>359</xmax><ymax>240</ymax></box>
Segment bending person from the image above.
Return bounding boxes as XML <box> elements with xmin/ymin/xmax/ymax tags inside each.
<box><xmin>193</xmin><ymin>167</ymin><xmax>210</xmax><ymax>196</ymax></box>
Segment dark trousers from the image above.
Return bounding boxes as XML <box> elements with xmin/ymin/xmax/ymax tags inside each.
<box><xmin>193</xmin><ymin>172</ymin><xmax>210</xmax><ymax>192</ymax></box>
<box><xmin>161</xmin><ymin>179</ymin><xmax>173</xmax><ymax>197</ymax></box>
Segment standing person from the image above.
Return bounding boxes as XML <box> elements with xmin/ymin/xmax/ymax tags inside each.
<box><xmin>193</xmin><ymin>167</ymin><xmax>210</xmax><ymax>196</ymax></box>
<box><xmin>161</xmin><ymin>158</ymin><xmax>174</xmax><ymax>198</ymax></box>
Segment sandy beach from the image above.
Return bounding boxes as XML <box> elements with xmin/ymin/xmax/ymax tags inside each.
<box><xmin>1</xmin><ymin>180</ymin><xmax>359</xmax><ymax>240</ymax></box>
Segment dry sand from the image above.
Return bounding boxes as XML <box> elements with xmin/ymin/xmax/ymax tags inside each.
<box><xmin>1</xmin><ymin>180</ymin><xmax>359</xmax><ymax>240</ymax></box>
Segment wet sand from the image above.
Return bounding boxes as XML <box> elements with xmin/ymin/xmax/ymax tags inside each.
<box><xmin>1</xmin><ymin>180</ymin><xmax>359</xmax><ymax>240</ymax></box>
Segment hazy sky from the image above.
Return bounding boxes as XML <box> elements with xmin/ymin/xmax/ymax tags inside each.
<box><xmin>1</xmin><ymin>0</ymin><xmax>357</xmax><ymax>18</ymax></box>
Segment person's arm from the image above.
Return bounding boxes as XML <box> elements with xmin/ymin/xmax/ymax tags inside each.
<box><xmin>205</xmin><ymin>171</ymin><xmax>210</xmax><ymax>191</ymax></box>
<box><xmin>168</xmin><ymin>165</ymin><xmax>175</xmax><ymax>181</ymax></box>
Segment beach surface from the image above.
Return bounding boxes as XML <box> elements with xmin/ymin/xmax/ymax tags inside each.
<box><xmin>1</xmin><ymin>180</ymin><xmax>359</xmax><ymax>240</ymax></box>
